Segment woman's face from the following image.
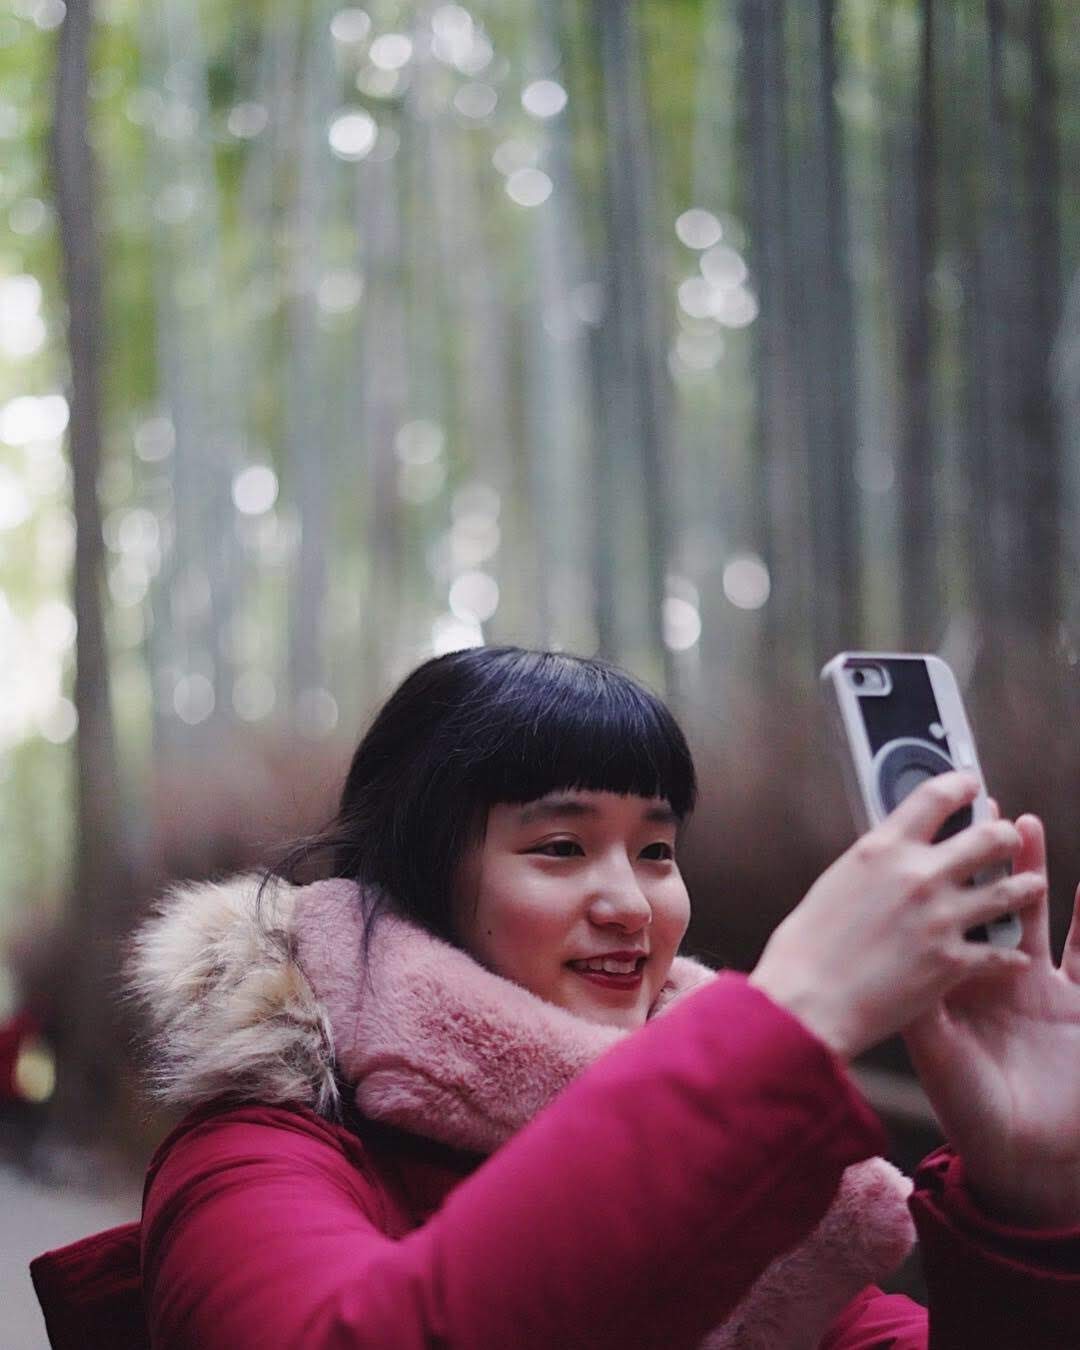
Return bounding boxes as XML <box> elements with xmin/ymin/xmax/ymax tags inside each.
<box><xmin>453</xmin><ymin>789</ymin><xmax>691</xmax><ymax>1029</ymax></box>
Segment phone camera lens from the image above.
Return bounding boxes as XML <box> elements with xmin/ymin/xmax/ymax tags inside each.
<box><xmin>875</xmin><ymin>739</ymin><xmax>969</xmax><ymax>839</ymax></box>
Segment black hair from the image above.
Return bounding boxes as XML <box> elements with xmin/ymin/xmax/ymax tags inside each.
<box><xmin>263</xmin><ymin>645</ymin><xmax>697</xmax><ymax>954</ymax></box>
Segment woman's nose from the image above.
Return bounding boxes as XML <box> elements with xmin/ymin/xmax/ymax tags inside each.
<box><xmin>587</xmin><ymin>868</ymin><xmax>653</xmax><ymax>930</ymax></box>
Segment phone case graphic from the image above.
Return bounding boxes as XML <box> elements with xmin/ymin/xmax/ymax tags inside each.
<box><xmin>821</xmin><ymin>651</ymin><xmax>1022</xmax><ymax>949</ymax></box>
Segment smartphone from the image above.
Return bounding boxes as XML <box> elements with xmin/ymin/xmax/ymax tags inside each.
<box><xmin>821</xmin><ymin>651</ymin><xmax>1022</xmax><ymax>949</ymax></box>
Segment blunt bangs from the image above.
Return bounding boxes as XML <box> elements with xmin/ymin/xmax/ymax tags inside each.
<box><xmin>266</xmin><ymin>645</ymin><xmax>698</xmax><ymax>955</ymax></box>
<box><xmin>455</xmin><ymin>650</ymin><xmax>697</xmax><ymax>821</ymax></box>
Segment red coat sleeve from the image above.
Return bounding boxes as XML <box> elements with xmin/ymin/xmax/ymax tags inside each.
<box><xmin>819</xmin><ymin>1286</ymin><xmax>927</xmax><ymax>1349</ymax></box>
<box><xmin>821</xmin><ymin>1145</ymin><xmax>1080</xmax><ymax>1350</ymax></box>
<box><xmin>910</xmin><ymin>1147</ymin><xmax>1080</xmax><ymax>1349</ymax></box>
<box><xmin>142</xmin><ymin>974</ymin><xmax>886</xmax><ymax>1350</ymax></box>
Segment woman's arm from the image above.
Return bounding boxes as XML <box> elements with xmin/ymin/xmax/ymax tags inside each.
<box><xmin>909</xmin><ymin>1146</ymin><xmax>1080</xmax><ymax>1349</ymax></box>
<box><xmin>748</xmin><ymin>779</ymin><xmax>1080</xmax><ymax>1347</ymax></box>
<box><xmin>142</xmin><ymin>976</ymin><xmax>883</xmax><ymax>1350</ymax></box>
<box><xmin>819</xmin><ymin>1154</ymin><xmax>1080</xmax><ymax>1350</ymax></box>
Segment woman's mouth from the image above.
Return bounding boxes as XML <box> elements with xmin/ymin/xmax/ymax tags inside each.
<box><xmin>566</xmin><ymin>956</ymin><xmax>646</xmax><ymax>990</ymax></box>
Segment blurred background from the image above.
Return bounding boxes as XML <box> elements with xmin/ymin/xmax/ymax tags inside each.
<box><xmin>2</xmin><ymin>0</ymin><xmax>1080</xmax><ymax>1324</ymax></box>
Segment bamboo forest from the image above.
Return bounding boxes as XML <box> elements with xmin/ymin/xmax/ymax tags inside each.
<box><xmin>2</xmin><ymin>0</ymin><xmax>1080</xmax><ymax>1311</ymax></box>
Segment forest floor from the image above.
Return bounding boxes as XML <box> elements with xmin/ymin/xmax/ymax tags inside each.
<box><xmin>1</xmin><ymin>1139</ymin><xmax>141</xmax><ymax>1349</ymax></box>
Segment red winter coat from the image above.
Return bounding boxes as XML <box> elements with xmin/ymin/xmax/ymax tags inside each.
<box><xmin>30</xmin><ymin>875</ymin><xmax>1080</xmax><ymax>1348</ymax></box>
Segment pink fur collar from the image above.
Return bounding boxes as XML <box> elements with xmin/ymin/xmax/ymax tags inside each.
<box><xmin>295</xmin><ymin>879</ymin><xmax>916</xmax><ymax>1349</ymax></box>
<box><xmin>296</xmin><ymin>879</ymin><xmax>709</xmax><ymax>1152</ymax></box>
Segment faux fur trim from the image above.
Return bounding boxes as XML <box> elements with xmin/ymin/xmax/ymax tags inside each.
<box><xmin>127</xmin><ymin>873</ymin><xmax>916</xmax><ymax>1349</ymax></box>
<box><xmin>125</xmin><ymin>875</ymin><xmax>340</xmax><ymax>1119</ymax></box>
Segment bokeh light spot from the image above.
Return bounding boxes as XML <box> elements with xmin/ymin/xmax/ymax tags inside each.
<box><xmin>662</xmin><ymin>597</ymin><xmax>702</xmax><ymax>651</ymax></box>
<box><xmin>0</xmin><ymin>466</ymin><xmax>31</xmax><ymax>532</ymax></box>
<box><xmin>227</xmin><ymin>102</ymin><xmax>268</xmax><ymax>139</ymax></box>
<box><xmin>700</xmin><ymin>243</ymin><xmax>748</xmax><ymax>290</ymax></box>
<box><xmin>713</xmin><ymin>287</ymin><xmax>759</xmax><ymax>328</ymax></box>
<box><xmin>32</xmin><ymin>0</ymin><xmax>67</xmax><ymax>32</ymax></box>
<box><xmin>32</xmin><ymin>601</ymin><xmax>76</xmax><ymax>653</ymax></box>
<box><xmin>454</xmin><ymin>83</ymin><xmax>497</xmax><ymax>120</ymax></box>
<box><xmin>395</xmin><ymin>420</ymin><xmax>445</xmax><ymax>465</ymax></box>
<box><xmin>297</xmin><ymin>687</ymin><xmax>339</xmax><ymax>737</ymax></box>
<box><xmin>677</xmin><ymin>277</ymin><xmax>715</xmax><ymax>321</ymax></box>
<box><xmin>331</xmin><ymin>8</ymin><xmax>372</xmax><ymax>44</ymax></box>
<box><xmin>506</xmin><ymin>167</ymin><xmax>552</xmax><ymax>207</ymax></box>
<box><xmin>10</xmin><ymin>199</ymin><xmax>48</xmax><ymax>236</ymax></box>
<box><xmin>369</xmin><ymin>33</ymin><xmax>413</xmax><ymax>71</ymax></box>
<box><xmin>675</xmin><ymin>208</ymin><xmax>722</xmax><ymax>250</ymax></box>
<box><xmin>0</xmin><ymin>274</ymin><xmax>46</xmax><ymax>359</ymax></box>
<box><xmin>317</xmin><ymin>269</ymin><xmax>364</xmax><ymax>313</ymax></box>
<box><xmin>432</xmin><ymin>613</ymin><xmax>484</xmax><ymax>655</ymax></box>
<box><xmin>38</xmin><ymin>697</ymin><xmax>77</xmax><ymax>744</ymax></box>
<box><xmin>174</xmin><ymin>674</ymin><xmax>215</xmax><ymax>725</ymax></box>
<box><xmin>329</xmin><ymin>109</ymin><xmax>377</xmax><ymax>160</ymax></box>
<box><xmin>432</xmin><ymin>5</ymin><xmax>474</xmax><ymax>65</ymax></box>
<box><xmin>449</xmin><ymin>570</ymin><xmax>499</xmax><ymax>623</ymax></box>
<box><xmin>232</xmin><ymin>465</ymin><xmax>279</xmax><ymax>516</ymax></box>
<box><xmin>521</xmin><ymin>79</ymin><xmax>567</xmax><ymax>119</ymax></box>
<box><xmin>855</xmin><ymin>446</ymin><xmax>896</xmax><ymax>494</ymax></box>
<box><xmin>0</xmin><ymin>394</ymin><xmax>69</xmax><ymax>446</ymax></box>
<box><xmin>723</xmin><ymin>554</ymin><xmax>771</xmax><ymax>610</ymax></box>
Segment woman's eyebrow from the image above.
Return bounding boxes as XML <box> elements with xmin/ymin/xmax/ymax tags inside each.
<box><xmin>516</xmin><ymin>798</ymin><xmax>678</xmax><ymax>826</ymax></box>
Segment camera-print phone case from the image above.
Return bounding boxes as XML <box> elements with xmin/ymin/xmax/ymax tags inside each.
<box><xmin>821</xmin><ymin>651</ymin><xmax>1022</xmax><ymax>949</ymax></box>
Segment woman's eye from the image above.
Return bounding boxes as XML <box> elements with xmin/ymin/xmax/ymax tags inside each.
<box><xmin>536</xmin><ymin>839</ymin><xmax>583</xmax><ymax>857</ymax></box>
<box><xmin>532</xmin><ymin>840</ymin><xmax>675</xmax><ymax>860</ymax></box>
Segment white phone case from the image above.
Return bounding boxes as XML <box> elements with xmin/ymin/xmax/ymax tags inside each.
<box><xmin>821</xmin><ymin>650</ymin><xmax>1022</xmax><ymax>949</ymax></box>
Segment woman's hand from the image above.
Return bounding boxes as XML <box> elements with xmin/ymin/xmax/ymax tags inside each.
<box><xmin>749</xmin><ymin>773</ymin><xmax>1042</xmax><ymax>1061</ymax></box>
<box><xmin>904</xmin><ymin>813</ymin><xmax>1080</xmax><ymax>1228</ymax></box>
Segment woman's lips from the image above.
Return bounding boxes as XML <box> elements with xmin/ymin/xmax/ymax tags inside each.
<box><xmin>567</xmin><ymin>966</ymin><xmax>644</xmax><ymax>991</ymax></box>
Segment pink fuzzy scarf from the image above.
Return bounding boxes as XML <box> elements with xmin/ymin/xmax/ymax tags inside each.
<box><xmin>295</xmin><ymin>879</ymin><xmax>916</xmax><ymax>1350</ymax></box>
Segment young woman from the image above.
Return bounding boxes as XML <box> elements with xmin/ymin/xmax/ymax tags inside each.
<box><xmin>31</xmin><ymin>646</ymin><xmax>1080</xmax><ymax>1348</ymax></box>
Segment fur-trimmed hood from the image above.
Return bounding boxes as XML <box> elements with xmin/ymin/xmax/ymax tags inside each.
<box><xmin>127</xmin><ymin>875</ymin><xmax>344</xmax><ymax>1122</ymax></box>
<box><xmin>127</xmin><ymin>873</ymin><xmax>916</xmax><ymax>1350</ymax></box>
<box><xmin>127</xmin><ymin>872</ymin><xmax>703</xmax><ymax>1149</ymax></box>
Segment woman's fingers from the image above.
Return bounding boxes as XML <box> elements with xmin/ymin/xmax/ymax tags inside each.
<box><xmin>1014</xmin><ymin>812</ymin><xmax>1048</xmax><ymax>878</ymax></box>
<box><xmin>889</xmin><ymin>771</ymin><xmax>981</xmax><ymax>843</ymax></box>
<box><xmin>1012</xmin><ymin>814</ymin><xmax>1052</xmax><ymax>961</ymax></box>
<box><xmin>956</xmin><ymin>867</ymin><xmax>1047</xmax><ymax>935</ymax></box>
<box><xmin>924</xmin><ymin>812</ymin><xmax>1046</xmax><ymax>959</ymax></box>
<box><xmin>955</xmin><ymin>923</ymin><xmax>1031</xmax><ymax>977</ymax></box>
<box><xmin>932</xmin><ymin>818</ymin><xmax>1023</xmax><ymax>883</ymax></box>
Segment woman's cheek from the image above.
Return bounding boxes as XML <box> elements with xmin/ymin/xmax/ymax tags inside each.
<box><xmin>664</xmin><ymin>876</ymin><xmax>692</xmax><ymax>931</ymax></box>
<box><xmin>488</xmin><ymin>873</ymin><xmax>564</xmax><ymax>939</ymax></box>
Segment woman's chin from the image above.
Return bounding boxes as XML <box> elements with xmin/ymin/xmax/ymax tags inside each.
<box><xmin>556</xmin><ymin>971</ymin><xmax>651</xmax><ymax>1028</ymax></box>
<box><xmin>578</xmin><ymin>1003</ymin><xmax>648</xmax><ymax>1029</ymax></box>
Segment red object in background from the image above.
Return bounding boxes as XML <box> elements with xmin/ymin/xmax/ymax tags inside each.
<box><xmin>0</xmin><ymin>1008</ymin><xmax>44</xmax><ymax>1101</ymax></box>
